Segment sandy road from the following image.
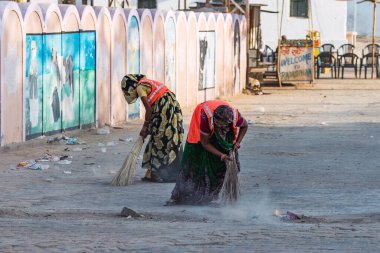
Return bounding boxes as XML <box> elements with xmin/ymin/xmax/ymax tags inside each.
<box><xmin>1</xmin><ymin>78</ymin><xmax>380</xmax><ymax>252</ymax></box>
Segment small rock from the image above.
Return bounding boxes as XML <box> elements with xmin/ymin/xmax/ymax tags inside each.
<box><xmin>120</xmin><ymin>207</ymin><xmax>142</xmax><ymax>218</ymax></box>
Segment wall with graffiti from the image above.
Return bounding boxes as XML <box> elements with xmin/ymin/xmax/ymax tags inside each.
<box><xmin>0</xmin><ymin>2</ymin><xmax>246</xmax><ymax>146</ymax></box>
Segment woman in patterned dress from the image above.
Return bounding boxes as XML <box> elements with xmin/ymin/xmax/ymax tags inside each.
<box><xmin>121</xmin><ymin>74</ymin><xmax>184</xmax><ymax>183</ymax></box>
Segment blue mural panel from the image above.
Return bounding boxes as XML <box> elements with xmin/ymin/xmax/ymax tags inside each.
<box><xmin>79</xmin><ymin>31</ymin><xmax>96</xmax><ymax>126</ymax></box>
<box><xmin>25</xmin><ymin>35</ymin><xmax>44</xmax><ymax>139</ymax></box>
<box><xmin>43</xmin><ymin>33</ymin><xmax>62</xmax><ymax>133</ymax></box>
<box><xmin>62</xmin><ymin>32</ymin><xmax>80</xmax><ymax>130</ymax></box>
<box><xmin>127</xmin><ymin>16</ymin><xmax>140</xmax><ymax>120</ymax></box>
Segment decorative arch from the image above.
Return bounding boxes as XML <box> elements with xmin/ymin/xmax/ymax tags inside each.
<box><xmin>215</xmin><ymin>13</ymin><xmax>225</xmax><ymax>97</ymax></box>
<box><xmin>163</xmin><ymin>10</ymin><xmax>176</xmax><ymax>93</ymax></box>
<box><xmin>61</xmin><ymin>5</ymin><xmax>80</xmax><ymax>31</ymax></box>
<box><xmin>0</xmin><ymin>2</ymin><xmax>24</xmax><ymax>145</ymax></box>
<box><xmin>95</xmin><ymin>7</ymin><xmax>112</xmax><ymax>126</ymax></box>
<box><xmin>175</xmin><ymin>11</ymin><xmax>187</xmax><ymax>106</ymax></box>
<box><xmin>240</xmin><ymin>16</ymin><xmax>247</xmax><ymax>93</ymax></box>
<box><xmin>125</xmin><ymin>9</ymin><xmax>141</xmax><ymax>120</ymax></box>
<box><xmin>78</xmin><ymin>5</ymin><xmax>96</xmax><ymax>31</ymax></box>
<box><xmin>224</xmin><ymin>13</ymin><xmax>233</xmax><ymax>96</ymax></box>
<box><xmin>196</xmin><ymin>12</ymin><xmax>207</xmax><ymax>103</ymax></box>
<box><xmin>21</xmin><ymin>3</ymin><xmax>44</xmax><ymax>33</ymax></box>
<box><xmin>140</xmin><ymin>9</ymin><xmax>154</xmax><ymax>78</ymax></box>
<box><xmin>111</xmin><ymin>9</ymin><xmax>127</xmax><ymax>125</ymax></box>
<box><xmin>233</xmin><ymin>15</ymin><xmax>241</xmax><ymax>95</ymax></box>
<box><xmin>22</xmin><ymin>3</ymin><xmax>44</xmax><ymax>140</ymax></box>
<box><xmin>152</xmin><ymin>10</ymin><xmax>165</xmax><ymax>83</ymax></box>
<box><xmin>40</xmin><ymin>3</ymin><xmax>63</xmax><ymax>33</ymax></box>
<box><xmin>186</xmin><ymin>11</ymin><xmax>198</xmax><ymax>107</ymax></box>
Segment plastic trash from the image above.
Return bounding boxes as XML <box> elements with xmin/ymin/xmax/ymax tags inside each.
<box><xmin>72</xmin><ymin>147</ymin><xmax>83</xmax><ymax>152</ymax></box>
<box><xmin>97</xmin><ymin>126</ymin><xmax>110</xmax><ymax>135</ymax></box>
<box><xmin>275</xmin><ymin>209</ymin><xmax>301</xmax><ymax>221</ymax></box>
<box><xmin>65</xmin><ymin>138</ymin><xmax>78</xmax><ymax>145</ymax></box>
<box><xmin>106</xmin><ymin>141</ymin><xmax>116</xmax><ymax>146</ymax></box>
<box><xmin>63</xmin><ymin>171</ymin><xmax>72</xmax><ymax>174</ymax></box>
<box><xmin>16</xmin><ymin>161</ymin><xmax>42</xmax><ymax>170</ymax></box>
<box><xmin>119</xmin><ymin>137</ymin><xmax>133</xmax><ymax>142</ymax></box>
<box><xmin>101</xmin><ymin>148</ymin><xmax>107</xmax><ymax>153</ymax></box>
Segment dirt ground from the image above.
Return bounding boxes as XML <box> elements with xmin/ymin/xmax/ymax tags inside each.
<box><xmin>1</xmin><ymin>77</ymin><xmax>380</xmax><ymax>252</ymax></box>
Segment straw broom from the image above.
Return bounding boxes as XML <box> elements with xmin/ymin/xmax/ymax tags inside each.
<box><xmin>220</xmin><ymin>151</ymin><xmax>241</xmax><ymax>204</ymax></box>
<box><xmin>111</xmin><ymin>136</ymin><xmax>145</xmax><ymax>186</ymax></box>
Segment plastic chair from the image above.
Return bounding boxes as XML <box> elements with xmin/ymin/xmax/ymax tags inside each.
<box><xmin>360</xmin><ymin>53</ymin><xmax>379</xmax><ymax>79</ymax></box>
<box><xmin>337</xmin><ymin>44</ymin><xmax>355</xmax><ymax>76</ymax></box>
<box><xmin>362</xmin><ymin>44</ymin><xmax>380</xmax><ymax>57</ymax></box>
<box><xmin>339</xmin><ymin>53</ymin><xmax>359</xmax><ymax>79</ymax></box>
<box><xmin>316</xmin><ymin>52</ymin><xmax>337</xmax><ymax>79</ymax></box>
<box><xmin>321</xmin><ymin>43</ymin><xmax>335</xmax><ymax>53</ymax></box>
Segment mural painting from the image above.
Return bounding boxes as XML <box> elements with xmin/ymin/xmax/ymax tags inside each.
<box><xmin>25</xmin><ymin>35</ymin><xmax>44</xmax><ymax>139</ymax></box>
<box><xmin>127</xmin><ymin>16</ymin><xmax>140</xmax><ymax>120</ymax></box>
<box><xmin>233</xmin><ymin>22</ymin><xmax>240</xmax><ymax>91</ymax></box>
<box><xmin>198</xmin><ymin>31</ymin><xmax>215</xmax><ymax>90</ymax></box>
<box><xmin>43</xmin><ymin>33</ymin><xmax>62</xmax><ymax>133</ymax></box>
<box><xmin>165</xmin><ymin>17</ymin><xmax>176</xmax><ymax>92</ymax></box>
<box><xmin>62</xmin><ymin>32</ymin><xmax>80</xmax><ymax>130</ymax></box>
<box><xmin>80</xmin><ymin>31</ymin><xmax>96</xmax><ymax>126</ymax></box>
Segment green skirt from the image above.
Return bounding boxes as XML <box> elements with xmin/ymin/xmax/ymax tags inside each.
<box><xmin>142</xmin><ymin>92</ymin><xmax>184</xmax><ymax>182</ymax></box>
<box><xmin>170</xmin><ymin>130</ymin><xmax>240</xmax><ymax>204</ymax></box>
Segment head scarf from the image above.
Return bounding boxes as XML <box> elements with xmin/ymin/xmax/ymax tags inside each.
<box><xmin>213</xmin><ymin>105</ymin><xmax>234</xmax><ymax>140</ymax></box>
<box><xmin>121</xmin><ymin>74</ymin><xmax>146</xmax><ymax>104</ymax></box>
<box><xmin>214</xmin><ymin>105</ymin><xmax>233</xmax><ymax>124</ymax></box>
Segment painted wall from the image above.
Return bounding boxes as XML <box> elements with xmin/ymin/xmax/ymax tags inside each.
<box><xmin>250</xmin><ymin>0</ymin><xmax>347</xmax><ymax>48</ymax></box>
<box><xmin>0</xmin><ymin>2</ymin><xmax>246</xmax><ymax>146</ymax></box>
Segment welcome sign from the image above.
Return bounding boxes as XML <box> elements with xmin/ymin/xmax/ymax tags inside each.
<box><xmin>279</xmin><ymin>40</ymin><xmax>314</xmax><ymax>82</ymax></box>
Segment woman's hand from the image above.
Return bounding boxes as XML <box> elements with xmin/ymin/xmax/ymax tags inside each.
<box><xmin>233</xmin><ymin>142</ymin><xmax>241</xmax><ymax>152</ymax></box>
<box><xmin>140</xmin><ymin>126</ymin><xmax>149</xmax><ymax>139</ymax></box>
<box><xmin>220</xmin><ymin>154</ymin><xmax>232</xmax><ymax>162</ymax></box>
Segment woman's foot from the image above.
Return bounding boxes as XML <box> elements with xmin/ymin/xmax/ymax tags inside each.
<box><xmin>141</xmin><ymin>170</ymin><xmax>164</xmax><ymax>183</ymax></box>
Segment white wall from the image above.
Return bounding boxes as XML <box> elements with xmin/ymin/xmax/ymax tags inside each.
<box><xmin>251</xmin><ymin>0</ymin><xmax>347</xmax><ymax>49</ymax></box>
<box><xmin>347</xmin><ymin>1</ymin><xmax>380</xmax><ymax>36</ymax></box>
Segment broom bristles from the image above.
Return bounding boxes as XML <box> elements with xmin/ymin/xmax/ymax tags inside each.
<box><xmin>220</xmin><ymin>151</ymin><xmax>240</xmax><ymax>204</ymax></box>
<box><xmin>111</xmin><ymin>136</ymin><xmax>145</xmax><ymax>186</ymax></box>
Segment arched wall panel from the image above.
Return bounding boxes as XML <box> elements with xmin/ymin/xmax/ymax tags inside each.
<box><xmin>215</xmin><ymin>13</ymin><xmax>225</xmax><ymax>98</ymax></box>
<box><xmin>1</xmin><ymin>7</ymin><xmax>24</xmax><ymax>145</ymax></box>
<box><xmin>96</xmin><ymin>9</ymin><xmax>112</xmax><ymax>127</ymax></box>
<box><xmin>186</xmin><ymin>12</ymin><xmax>197</xmax><ymax>107</ymax></box>
<box><xmin>111</xmin><ymin>11</ymin><xmax>127</xmax><ymax>126</ymax></box>
<box><xmin>175</xmin><ymin>12</ymin><xmax>187</xmax><ymax>106</ymax></box>
<box><xmin>140</xmin><ymin>10</ymin><xmax>153</xmax><ymax>78</ymax></box>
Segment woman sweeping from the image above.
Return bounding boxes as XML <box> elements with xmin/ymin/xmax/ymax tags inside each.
<box><xmin>121</xmin><ymin>74</ymin><xmax>184</xmax><ymax>183</ymax></box>
<box><xmin>168</xmin><ymin>100</ymin><xmax>248</xmax><ymax>205</ymax></box>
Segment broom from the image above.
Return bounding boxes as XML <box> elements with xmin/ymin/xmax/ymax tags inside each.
<box><xmin>220</xmin><ymin>151</ymin><xmax>241</xmax><ymax>204</ymax></box>
<box><xmin>111</xmin><ymin>136</ymin><xmax>145</xmax><ymax>186</ymax></box>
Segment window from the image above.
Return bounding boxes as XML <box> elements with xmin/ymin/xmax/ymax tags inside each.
<box><xmin>290</xmin><ymin>0</ymin><xmax>308</xmax><ymax>18</ymax></box>
<box><xmin>138</xmin><ymin>0</ymin><xmax>157</xmax><ymax>8</ymax></box>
